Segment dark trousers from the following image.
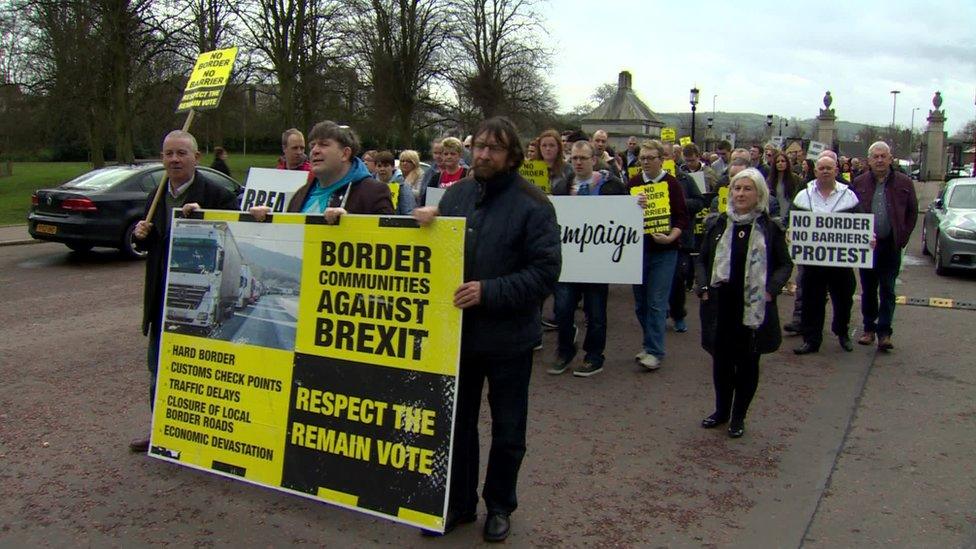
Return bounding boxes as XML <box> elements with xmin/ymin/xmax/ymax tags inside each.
<box><xmin>801</xmin><ymin>265</ymin><xmax>856</xmax><ymax>347</ymax></box>
<box><xmin>790</xmin><ymin>265</ymin><xmax>804</xmax><ymax>325</ymax></box>
<box><xmin>147</xmin><ymin>322</ymin><xmax>161</xmax><ymax>409</ymax></box>
<box><xmin>669</xmin><ymin>251</ymin><xmax>692</xmax><ymax>321</ymax></box>
<box><xmin>449</xmin><ymin>351</ymin><xmax>532</xmax><ymax>516</ymax></box>
<box><xmin>554</xmin><ymin>282</ymin><xmax>609</xmax><ymax>365</ymax></box>
<box><xmin>712</xmin><ymin>351</ymin><xmax>761</xmax><ymax>421</ymax></box>
<box><xmin>859</xmin><ymin>237</ymin><xmax>901</xmax><ymax>337</ymax></box>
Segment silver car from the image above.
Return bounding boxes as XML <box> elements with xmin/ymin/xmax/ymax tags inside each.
<box><xmin>921</xmin><ymin>177</ymin><xmax>976</xmax><ymax>275</ymax></box>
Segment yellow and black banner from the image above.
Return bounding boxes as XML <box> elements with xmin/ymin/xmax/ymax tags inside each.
<box><xmin>150</xmin><ymin>211</ymin><xmax>465</xmax><ymax>532</ymax></box>
<box><xmin>176</xmin><ymin>47</ymin><xmax>239</xmax><ymax>113</ymax></box>
<box><xmin>629</xmin><ymin>182</ymin><xmax>671</xmax><ymax>234</ymax></box>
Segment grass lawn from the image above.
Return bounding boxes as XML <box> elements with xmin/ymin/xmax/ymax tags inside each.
<box><xmin>0</xmin><ymin>153</ymin><xmax>282</xmax><ymax>225</ymax></box>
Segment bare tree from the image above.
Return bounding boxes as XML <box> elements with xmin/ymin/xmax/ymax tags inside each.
<box><xmin>347</xmin><ymin>0</ymin><xmax>453</xmax><ymax>147</ymax></box>
<box><xmin>449</xmin><ymin>0</ymin><xmax>554</xmax><ymax>126</ymax></box>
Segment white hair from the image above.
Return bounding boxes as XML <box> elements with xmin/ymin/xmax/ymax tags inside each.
<box><xmin>868</xmin><ymin>141</ymin><xmax>891</xmax><ymax>155</ymax></box>
<box><xmin>729</xmin><ymin>167</ymin><xmax>770</xmax><ymax>213</ymax></box>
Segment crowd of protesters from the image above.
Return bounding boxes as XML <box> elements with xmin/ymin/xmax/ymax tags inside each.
<box><xmin>132</xmin><ymin>118</ymin><xmax>918</xmax><ymax>542</ymax></box>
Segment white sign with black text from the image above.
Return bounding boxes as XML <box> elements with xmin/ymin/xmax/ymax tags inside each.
<box><xmin>550</xmin><ymin>196</ymin><xmax>644</xmax><ymax>284</ymax></box>
<box><xmin>239</xmin><ymin>168</ymin><xmax>309</xmax><ymax>213</ymax></box>
<box><xmin>788</xmin><ymin>210</ymin><xmax>875</xmax><ymax>268</ymax></box>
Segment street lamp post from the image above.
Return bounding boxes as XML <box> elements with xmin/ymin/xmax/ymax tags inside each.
<box><xmin>766</xmin><ymin>114</ymin><xmax>773</xmax><ymax>139</ymax></box>
<box><xmin>890</xmin><ymin>90</ymin><xmax>900</xmax><ymax>127</ymax></box>
<box><xmin>910</xmin><ymin>106</ymin><xmax>919</xmax><ymax>163</ymax></box>
<box><xmin>778</xmin><ymin>117</ymin><xmax>789</xmax><ymax>137</ymax></box>
<box><xmin>690</xmin><ymin>87</ymin><xmax>700</xmax><ymax>143</ymax></box>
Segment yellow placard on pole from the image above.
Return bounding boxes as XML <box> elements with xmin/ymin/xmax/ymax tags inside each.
<box><xmin>629</xmin><ymin>182</ymin><xmax>671</xmax><ymax>234</ymax></box>
<box><xmin>519</xmin><ymin>159</ymin><xmax>550</xmax><ymax>194</ymax></box>
<box><xmin>661</xmin><ymin>127</ymin><xmax>677</xmax><ymax>143</ymax></box>
<box><xmin>177</xmin><ymin>47</ymin><xmax>239</xmax><ymax>113</ymax></box>
<box><xmin>662</xmin><ymin>159</ymin><xmax>676</xmax><ymax>177</ymax></box>
<box><xmin>679</xmin><ymin>136</ymin><xmax>692</xmax><ymax>147</ymax></box>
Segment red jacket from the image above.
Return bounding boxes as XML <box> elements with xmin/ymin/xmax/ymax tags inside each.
<box><xmin>276</xmin><ymin>157</ymin><xmax>312</xmax><ymax>171</ymax></box>
<box><xmin>851</xmin><ymin>169</ymin><xmax>918</xmax><ymax>249</ymax></box>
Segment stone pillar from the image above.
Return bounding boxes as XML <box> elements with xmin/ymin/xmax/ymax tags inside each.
<box><xmin>923</xmin><ymin>92</ymin><xmax>946</xmax><ymax>182</ymax></box>
<box><xmin>816</xmin><ymin>91</ymin><xmax>837</xmax><ymax>147</ymax></box>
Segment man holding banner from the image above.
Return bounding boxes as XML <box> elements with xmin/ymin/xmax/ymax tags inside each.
<box><xmin>547</xmin><ymin>140</ymin><xmax>625</xmax><ymax>377</ymax></box>
<box><xmin>791</xmin><ymin>156</ymin><xmax>861</xmax><ymax>355</ymax></box>
<box><xmin>414</xmin><ymin>117</ymin><xmax>560</xmax><ymax>541</ymax></box>
<box><xmin>628</xmin><ymin>139</ymin><xmax>690</xmax><ymax>370</ymax></box>
<box><xmin>129</xmin><ymin>130</ymin><xmax>239</xmax><ymax>453</ymax></box>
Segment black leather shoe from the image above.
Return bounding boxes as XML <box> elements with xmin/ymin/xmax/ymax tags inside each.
<box><xmin>701</xmin><ymin>413</ymin><xmax>729</xmax><ymax>428</ymax></box>
<box><xmin>129</xmin><ymin>438</ymin><xmax>150</xmax><ymax>453</ymax></box>
<box><xmin>839</xmin><ymin>335</ymin><xmax>854</xmax><ymax>352</ymax></box>
<box><xmin>420</xmin><ymin>510</ymin><xmax>476</xmax><ymax>536</ymax></box>
<box><xmin>728</xmin><ymin>419</ymin><xmax>745</xmax><ymax>438</ymax></box>
<box><xmin>483</xmin><ymin>513</ymin><xmax>511</xmax><ymax>542</ymax></box>
<box><xmin>793</xmin><ymin>342</ymin><xmax>819</xmax><ymax>355</ymax></box>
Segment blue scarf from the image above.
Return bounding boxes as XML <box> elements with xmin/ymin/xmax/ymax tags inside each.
<box><xmin>301</xmin><ymin>158</ymin><xmax>372</xmax><ymax>213</ymax></box>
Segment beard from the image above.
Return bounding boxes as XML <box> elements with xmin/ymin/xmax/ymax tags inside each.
<box><xmin>473</xmin><ymin>159</ymin><xmax>502</xmax><ymax>180</ymax></box>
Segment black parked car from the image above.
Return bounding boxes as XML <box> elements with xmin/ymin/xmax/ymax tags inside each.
<box><xmin>28</xmin><ymin>163</ymin><xmax>242</xmax><ymax>258</ymax></box>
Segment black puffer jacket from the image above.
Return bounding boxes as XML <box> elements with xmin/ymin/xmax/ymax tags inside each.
<box><xmin>438</xmin><ymin>169</ymin><xmax>561</xmax><ymax>357</ymax></box>
<box><xmin>694</xmin><ymin>213</ymin><xmax>793</xmax><ymax>355</ymax></box>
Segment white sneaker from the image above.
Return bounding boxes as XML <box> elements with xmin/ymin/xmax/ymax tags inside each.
<box><xmin>634</xmin><ymin>350</ymin><xmax>649</xmax><ymax>362</ymax></box>
<box><xmin>639</xmin><ymin>353</ymin><xmax>661</xmax><ymax>370</ymax></box>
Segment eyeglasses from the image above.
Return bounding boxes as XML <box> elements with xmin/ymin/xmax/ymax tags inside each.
<box><xmin>473</xmin><ymin>142</ymin><xmax>507</xmax><ymax>153</ymax></box>
<box><xmin>638</xmin><ymin>155</ymin><xmax>660</xmax><ymax>162</ymax></box>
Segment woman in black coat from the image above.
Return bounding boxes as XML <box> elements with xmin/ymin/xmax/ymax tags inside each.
<box><xmin>694</xmin><ymin>168</ymin><xmax>793</xmax><ymax>438</ymax></box>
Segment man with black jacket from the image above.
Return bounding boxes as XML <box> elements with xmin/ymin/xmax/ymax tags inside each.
<box><xmin>129</xmin><ymin>130</ymin><xmax>239</xmax><ymax>453</ymax></box>
<box><xmin>547</xmin><ymin>140</ymin><xmax>624</xmax><ymax>377</ymax></box>
<box><xmin>413</xmin><ymin>117</ymin><xmax>561</xmax><ymax>542</ymax></box>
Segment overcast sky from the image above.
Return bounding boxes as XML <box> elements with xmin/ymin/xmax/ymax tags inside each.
<box><xmin>546</xmin><ymin>0</ymin><xmax>975</xmax><ymax>135</ymax></box>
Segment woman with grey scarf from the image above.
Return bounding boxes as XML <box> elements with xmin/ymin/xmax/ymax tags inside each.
<box><xmin>694</xmin><ymin>169</ymin><xmax>793</xmax><ymax>438</ymax></box>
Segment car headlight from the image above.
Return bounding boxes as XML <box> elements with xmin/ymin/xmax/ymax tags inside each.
<box><xmin>945</xmin><ymin>226</ymin><xmax>976</xmax><ymax>240</ymax></box>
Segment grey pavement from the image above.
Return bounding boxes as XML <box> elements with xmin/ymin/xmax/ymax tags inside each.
<box><xmin>0</xmin><ymin>224</ymin><xmax>35</xmax><ymax>247</ymax></box>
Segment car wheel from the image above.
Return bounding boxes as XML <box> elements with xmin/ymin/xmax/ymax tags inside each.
<box><xmin>921</xmin><ymin>224</ymin><xmax>930</xmax><ymax>256</ymax></box>
<box><xmin>66</xmin><ymin>242</ymin><xmax>93</xmax><ymax>253</ymax></box>
<box><xmin>121</xmin><ymin>220</ymin><xmax>148</xmax><ymax>259</ymax></box>
<box><xmin>935</xmin><ymin>234</ymin><xmax>948</xmax><ymax>276</ymax></box>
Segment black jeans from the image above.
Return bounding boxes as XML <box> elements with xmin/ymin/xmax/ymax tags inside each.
<box><xmin>801</xmin><ymin>265</ymin><xmax>856</xmax><ymax>347</ymax></box>
<box><xmin>712</xmin><ymin>350</ymin><xmax>761</xmax><ymax>422</ymax></box>
<box><xmin>554</xmin><ymin>282</ymin><xmax>609</xmax><ymax>365</ymax></box>
<box><xmin>147</xmin><ymin>322</ymin><xmax>161</xmax><ymax>409</ymax></box>
<box><xmin>669</xmin><ymin>250</ymin><xmax>692</xmax><ymax>321</ymax></box>
<box><xmin>449</xmin><ymin>351</ymin><xmax>532</xmax><ymax>516</ymax></box>
<box><xmin>859</xmin><ymin>237</ymin><xmax>901</xmax><ymax>337</ymax></box>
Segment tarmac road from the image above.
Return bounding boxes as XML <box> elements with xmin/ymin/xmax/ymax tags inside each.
<box><xmin>0</xmin><ymin>208</ymin><xmax>973</xmax><ymax>547</ymax></box>
<box><xmin>210</xmin><ymin>295</ymin><xmax>299</xmax><ymax>350</ymax></box>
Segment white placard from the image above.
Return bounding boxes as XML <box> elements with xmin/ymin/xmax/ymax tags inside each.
<box><xmin>550</xmin><ymin>196</ymin><xmax>644</xmax><ymax>284</ymax></box>
<box><xmin>788</xmin><ymin>211</ymin><xmax>874</xmax><ymax>268</ymax></box>
<box><xmin>770</xmin><ymin>136</ymin><xmax>785</xmax><ymax>149</ymax></box>
<box><xmin>688</xmin><ymin>171</ymin><xmax>706</xmax><ymax>194</ymax></box>
<box><xmin>239</xmin><ymin>168</ymin><xmax>309</xmax><ymax>213</ymax></box>
<box><xmin>425</xmin><ymin>187</ymin><xmax>446</xmax><ymax>207</ymax></box>
<box><xmin>806</xmin><ymin>140</ymin><xmax>828</xmax><ymax>160</ymax></box>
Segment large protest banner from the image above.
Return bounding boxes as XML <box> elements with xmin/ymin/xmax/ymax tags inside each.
<box><xmin>150</xmin><ymin>211</ymin><xmax>465</xmax><ymax>532</ymax></box>
<box><xmin>788</xmin><ymin>210</ymin><xmax>874</xmax><ymax>268</ymax></box>
<box><xmin>629</xmin><ymin>182</ymin><xmax>671</xmax><ymax>234</ymax></box>
<box><xmin>239</xmin><ymin>168</ymin><xmax>309</xmax><ymax>213</ymax></box>
<box><xmin>176</xmin><ymin>47</ymin><xmax>239</xmax><ymax>113</ymax></box>
<box><xmin>550</xmin><ymin>196</ymin><xmax>643</xmax><ymax>284</ymax></box>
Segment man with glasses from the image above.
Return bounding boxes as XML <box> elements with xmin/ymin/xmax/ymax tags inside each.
<box><xmin>413</xmin><ymin>117</ymin><xmax>560</xmax><ymax>542</ymax></box>
<box><xmin>628</xmin><ymin>140</ymin><xmax>690</xmax><ymax>370</ymax></box>
<box><xmin>548</xmin><ymin>140</ymin><xmax>625</xmax><ymax>378</ymax></box>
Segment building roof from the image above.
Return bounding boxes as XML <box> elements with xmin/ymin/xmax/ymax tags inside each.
<box><xmin>581</xmin><ymin>71</ymin><xmax>663</xmax><ymax>126</ymax></box>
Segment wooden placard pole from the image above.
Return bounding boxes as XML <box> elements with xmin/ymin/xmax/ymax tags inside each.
<box><xmin>143</xmin><ymin>109</ymin><xmax>197</xmax><ymax>223</ymax></box>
